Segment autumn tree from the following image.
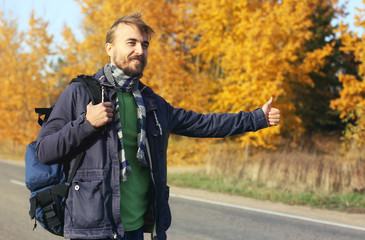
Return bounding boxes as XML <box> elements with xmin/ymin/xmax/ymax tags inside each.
<box><xmin>290</xmin><ymin>0</ymin><xmax>350</xmax><ymax>137</ymax></box>
<box><xmin>0</xmin><ymin>11</ymin><xmax>22</xmax><ymax>145</ymax></box>
<box><xmin>331</xmin><ymin>2</ymin><xmax>365</xmax><ymax>147</ymax></box>
<box><xmin>179</xmin><ymin>0</ymin><xmax>335</xmax><ymax>148</ymax></box>
<box><xmin>0</xmin><ymin>11</ymin><xmax>54</xmax><ymax>145</ymax></box>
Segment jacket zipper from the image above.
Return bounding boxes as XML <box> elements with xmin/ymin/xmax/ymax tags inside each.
<box><xmin>101</xmin><ymin>85</ymin><xmax>105</xmax><ymax>103</ymax></box>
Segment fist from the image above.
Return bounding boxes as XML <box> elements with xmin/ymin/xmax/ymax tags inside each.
<box><xmin>85</xmin><ymin>102</ymin><xmax>114</xmax><ymax>128</ymax></box>
<box><xmin>262</xmin><ymin>97</ymin><xmax>280</xmax><ymax>127</ymax></box>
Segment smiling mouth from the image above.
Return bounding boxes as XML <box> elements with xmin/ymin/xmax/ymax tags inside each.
<box><xmin>131</xmin><ymin>59</ymin><xmax>141</xmax><ymax>63</ymax></box>
<box><xmin>129</xmin><ymin>56</ymin><xmax>143</xmax><ymax>62</ymax></box>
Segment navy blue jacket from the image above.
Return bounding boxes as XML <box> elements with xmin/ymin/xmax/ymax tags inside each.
<box><xmin>36</xmin><ymin>67</ymin><xmax>268</xmax><ymax>239</ymax></box>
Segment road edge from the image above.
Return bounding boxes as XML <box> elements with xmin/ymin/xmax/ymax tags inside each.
<box><xmin>170</xmin><ymin>185</ymin><xmax>365</xmax><ymax>229</ymax></box>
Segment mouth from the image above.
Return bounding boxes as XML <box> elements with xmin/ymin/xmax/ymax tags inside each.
<box><xmin>131</xmin><ymin>59</ymin><xmax>141</xmax><ymax>64</ymax></box>
<box><xmin>129</xmin><ymin>56</ymin><xmax>144</xmax><ymax>64</ymax></box>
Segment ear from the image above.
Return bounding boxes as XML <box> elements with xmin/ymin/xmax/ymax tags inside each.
<box><xmin>105</xmin><ymin>43</ymin><xmax>112</xmax><ymax>57</ymax></box>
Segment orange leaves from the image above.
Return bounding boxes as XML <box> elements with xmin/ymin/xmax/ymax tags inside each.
<box><xmin>330</xmin><ymin>3</ymin><xmax>365</xmax><ymax>147</ymax></box>
<box><xmin>0</xmin><ymin>11</ymin><xmax>55</xmax><ymax>145</ymax></box>
<box><xmin>185</xmin><ymin>0</ymin><xmax>336</xmax><ymax>147</ymax></box>
<box><xmin>331</xmin><ymin>74</ymin><xmax>365</xmax><ymax>146</ymax></box>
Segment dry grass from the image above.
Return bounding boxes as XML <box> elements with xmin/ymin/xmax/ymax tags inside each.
<box><xmin>168</xmin><ymin>135</ymin><xmax>365</xmax><ymax>194</ymax></box>
<box><xmin>0</xmin><ymin>141</ymin><xmax>26</xmax><ymax>161</ymax></box>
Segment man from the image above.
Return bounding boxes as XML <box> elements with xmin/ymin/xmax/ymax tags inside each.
<box><xmin>36</xmin><ymin>12</ymin><xmax>280</xmax><ymax>240</ymax></box>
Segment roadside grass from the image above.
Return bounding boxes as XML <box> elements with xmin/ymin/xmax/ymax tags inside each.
<box><xmin>167</xmin><ymin>171</ymin><xmax>365</xmax><ymax>213</ymax></box>
<box><xmin>0</xmin><ymin>142</ymin><xmax>26</xmax><ymax>161</ymax></box>
<box><xmin>166</xmin><ymin>135</ymin><xmax>365</xmax><ymax>213</ymax></box>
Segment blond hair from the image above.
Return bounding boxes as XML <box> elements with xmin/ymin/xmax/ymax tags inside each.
<box><xmin>106</xmin><ymin>11</ymin><xmax>155</xmax><ymax>44</ymax></box>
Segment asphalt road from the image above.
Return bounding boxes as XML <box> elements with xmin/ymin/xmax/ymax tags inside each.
<box><xmin>168</xmin><ymin>196</ymin><xmax>365</xmax><ymax>240</ymax></box>
<box><xmin>1</xmin><ymin>159</ymin><xmax>364</xmax><ymax>240</ymax></box>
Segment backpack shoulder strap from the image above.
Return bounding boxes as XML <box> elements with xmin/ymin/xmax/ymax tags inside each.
<box><xmin>66</xmin><ymin>151</ymin><xmax>85</xmax><ymax>184</ymax></box>
<box><xmin>35</xmin><ymin>106</ymin><xmax>54</xmax><ymax>126</ymax></box>
<box><xmin>70</xmin><ymin>75</ymin><xmax>102</xmax><ymax>105</ymax></box>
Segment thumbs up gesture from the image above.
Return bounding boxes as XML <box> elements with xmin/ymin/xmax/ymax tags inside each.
<box><xmin>262</xmin><ymin>97</ymin><xmax>280</xmax><ymax>127</ymax></box>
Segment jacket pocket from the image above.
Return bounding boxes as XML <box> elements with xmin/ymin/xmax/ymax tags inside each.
<box><xmin>70</xmin><ymin>180</ymin><xmax>104</xmax><ymax>228</ymax></box>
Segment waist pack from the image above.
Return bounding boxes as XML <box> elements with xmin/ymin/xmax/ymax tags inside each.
<box><xmin>25</xmin><ymin>75</ymin><xmax>101</xmax><ymax>236</ymax></box>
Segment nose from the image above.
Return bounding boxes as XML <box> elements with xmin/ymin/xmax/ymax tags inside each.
<box><xmin>134</xmin><ymin>43</ymin><xmax>143</xmax><ymax>55</ymax></box>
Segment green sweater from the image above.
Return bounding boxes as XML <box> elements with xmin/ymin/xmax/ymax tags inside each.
<box><xmin>117</xmin><ymin>91</ymin><xmax>150</xmax><ymax>231</ymax></box>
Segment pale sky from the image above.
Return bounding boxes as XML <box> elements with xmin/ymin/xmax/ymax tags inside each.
<box><xmin>0</xmin><ymin>0</ymin><xmax>364</xmax><ymax>46</ymax></box>
<box><xmin>1</xmin><ymin>0</ymin><xmax>83</xmax><ymax>43</ymax></box>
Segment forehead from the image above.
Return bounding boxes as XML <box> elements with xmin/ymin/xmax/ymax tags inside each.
<box><xmin>114</xmin><ymin>23</ymin><xmax>147</xmax><ymax>41</ymax></box>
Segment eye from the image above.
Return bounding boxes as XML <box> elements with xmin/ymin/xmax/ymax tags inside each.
<box><xmin>127</xmin><ymin>41</ymin><xmax>136</xmax><ymax>46</ymax></box>
<box><xmin>142</xmin><ymin>43</ymin><xmax>149</xmax><ymax>49</ymax></box>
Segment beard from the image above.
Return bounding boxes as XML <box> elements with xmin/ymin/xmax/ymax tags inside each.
<box><xmin>118</xmin><ymin>55</ymin><xmax>146</xmax><ymax>77</ymax></box>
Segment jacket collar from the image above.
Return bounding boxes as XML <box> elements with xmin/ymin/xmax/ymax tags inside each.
<box><xmin>138</xmin><ymin>81</ymin><xmax>157</xmax><ymax>112</ymax></box>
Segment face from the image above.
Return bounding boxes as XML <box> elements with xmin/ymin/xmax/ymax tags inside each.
<box><xmin>105</xmin><ymin>23</ymin><xmax>149</xmax><ymax>77</ymax></box>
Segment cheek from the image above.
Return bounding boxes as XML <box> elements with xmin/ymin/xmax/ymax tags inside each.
<box><xmin>110</xmin><ymin>48</ymin><xmax>117</xmax><ymax>59</ymax></box>
<box><xmin>113</xmin><ymin>46</ymin><xmax>127</xmax><ymax>58</ymax></box>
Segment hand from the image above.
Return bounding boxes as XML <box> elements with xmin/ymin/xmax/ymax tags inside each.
<box><xmin>85</xmin><ymin>102</ymin><xmax>114</xmax><ymax>128</ymax></box>
<box><xmin>262</xmin><ymin>97</ymin><xmax>280</xmax><ymax>127</ymax></box>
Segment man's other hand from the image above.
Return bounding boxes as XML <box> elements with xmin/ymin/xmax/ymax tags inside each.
<box><xmin>86</xmin><ymin>102</ymin><xmax>114</xmax><ymax>128</ymax></box>
<box><xmin>262</xmin><ymin>97</ymin><xmax>280</xmax><ymax>127</ymax></box>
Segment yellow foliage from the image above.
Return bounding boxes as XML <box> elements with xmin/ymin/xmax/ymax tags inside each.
<box><xmin>331</xmin><ymin>3</ymin><xmax>365</xmax><ymax>147</ymax></box>
<box><xmin>167</xmin><ymin>137</ymin><xmax>209</xmax><ymax>166</ymax></box>
<box><xmin>0</xmin><ymin>11</ymin><xmax>55</xmax><ymax>145</ymax></box>
<box><xmin>184</xmin><ymin>0</ymin><xmax>334</xmax><ymax>147</ymax></box>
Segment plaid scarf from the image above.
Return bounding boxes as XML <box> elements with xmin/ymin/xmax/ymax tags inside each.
<box><xmin>103</xmin><ymin>63</ymin><xmax>148</xmax><ymax>182</ymax></box>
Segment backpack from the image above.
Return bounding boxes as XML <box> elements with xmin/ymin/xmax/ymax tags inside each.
<box><xmin>25</xmin><ymin>75</ymin><xmax>102</xmax><ymax>236</ymax></box>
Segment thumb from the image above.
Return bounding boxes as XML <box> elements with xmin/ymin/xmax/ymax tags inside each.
<box><xmin>263</xmin><ymin>97</ymin><xmax>273</xmax><ymax>108</ymax></box>
<box><xmin>262</xmin><ymin>97</ymin><xmax>273</xmax><ymax>115</ymax></box>
<box><xmin>265</xmin><ymin>97</ymin><xmax>273</xmax><ymax>107</ymax></box>
<box><xmin>86</xmin><ymin>101</ymin><xmax>93</xmax><ymax>110</ymax></box>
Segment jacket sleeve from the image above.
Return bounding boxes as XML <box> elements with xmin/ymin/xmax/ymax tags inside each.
<box><xmin>168</xmin><ymin>104</ymin><xmax>268</xmax><ymax>138</ymax></box>
<box><xmin>36</xmin><ymin>83</ymin><xmax>100</xmax><ymax>164</ymax></box>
